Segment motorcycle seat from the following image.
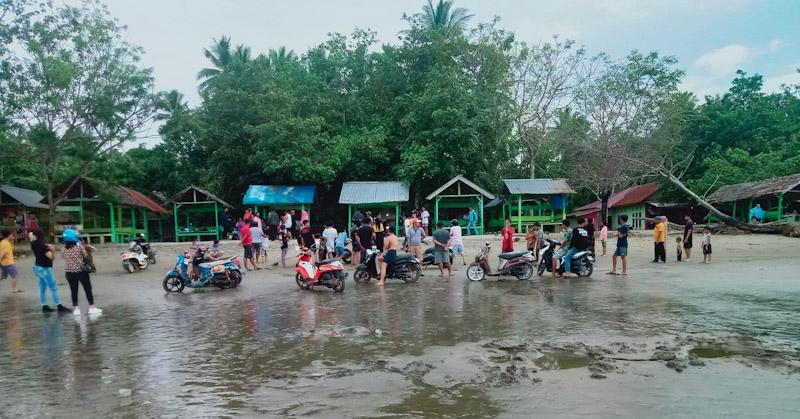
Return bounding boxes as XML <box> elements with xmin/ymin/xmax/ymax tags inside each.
<box><xmin>315</xmin><ymin>258</ymin><xmax>338</xmax><ymax>267</ymax></box>
<box><xmin>498</xmin><ymin>251</ymin><xmax>527</xmax><ymax>260</ymax></box>
<box><xmin>199</xmin><ymin>259</ymin><xmax>230</xmax><ymax>269</ymax></box>
<box><xmin>389</xmin><ymin>254</ymin><xmax>416</xmax><ymax>264</ymax></box>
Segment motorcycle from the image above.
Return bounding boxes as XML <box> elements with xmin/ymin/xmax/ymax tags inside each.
<box><xmin>466</xmin><ymin>242</ymin><xmax>535</xmax><ymax>281</ymax></box>
<box><xmin>422</xmin><ymin>247</ymin><xmax>454</xmax><ymax>267</ymax></box>
<box><xmin>537</xmin><ymin>239</ymin><xmax>594</xmax><ymax>277</ymax></box>
<box><xmin>353</xmin><ymin>246</ymin><xmax>421</xmax><ymax>284</ymax></box>
<box><xmin>295</xmin><ymin>248</ymin><xmax>346</xmax><ymax>292</ymax></box>
<box><xmin>162</xmin><ymin>248</ymin><xmax>244</xmax><ymax>292</ymax></box>
<box><xmin>121</xmin><ymin>241</ymin><xmax>150</xmax><ymax>273</ymax></box>
<box><xmin>133</xmin><ymin>235</ymin><xmax>157</xmax><ymax>264</ymax></box>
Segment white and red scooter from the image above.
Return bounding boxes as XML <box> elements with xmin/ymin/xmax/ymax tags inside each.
<box><xmin>294</xmin><ymin>248</ymin><xmax>346</xmax><ymax>292</ymax></box>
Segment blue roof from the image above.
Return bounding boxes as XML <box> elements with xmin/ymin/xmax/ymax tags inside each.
<box><xmin>242</xmin><ymin>185</ymin><xmax>316</xmax><ymax>205</ymax></box>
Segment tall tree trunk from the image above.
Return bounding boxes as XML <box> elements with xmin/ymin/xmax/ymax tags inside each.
<box><xmin>599</xmin><ymin>190</ymin><xmax>611</xmax><ymax>227</ymax></box>
<box><xmin>47</xmin><ymin>182</ymin><xmax>56</xmax><ymax>241</ymax></box>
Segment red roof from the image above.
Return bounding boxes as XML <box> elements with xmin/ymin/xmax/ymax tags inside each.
<box><xmin>116</xmin><ymin>186</ymin><xmax>169</xmax><ymax>214</ymax></box>
<box><xmin>574</xmin><ymin>183</ymin><xmax>660</xmax><ymax>212</ymax></box>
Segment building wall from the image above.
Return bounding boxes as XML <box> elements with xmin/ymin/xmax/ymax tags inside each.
<box><xmin>610</xmin><ymin>204</ymin><xmax>647</xmax><ymax>230</ymax></box>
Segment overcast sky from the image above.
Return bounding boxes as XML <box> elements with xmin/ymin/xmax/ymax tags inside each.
<box><xmin>95</xmin><ymin>0</ymin><xmax>800</xmax><ymax>144</ymax></box>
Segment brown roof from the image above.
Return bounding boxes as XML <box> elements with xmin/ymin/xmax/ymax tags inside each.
<box><xmin>116</xmin><ymin>186</ymin><xmax>169</xmax><ymax>214</ymax></box>
<box><xmin>53</xmin><ymin>176</ymin><xmax>168</xmax><ymax>213</ymax></box>
<box><xmin>573</xmin><ymin>182</ymin><xmax>660</xmax><ymax>212</ymax></box>
<box><xmin>707</xmin><ymin>174</ymin><xmax>800</xmax><ymax>203</ymax></box>
<box><xmin>167</xmin><ymin>185</ymin><xmax>234</xmax><ymax>208</ymax></box>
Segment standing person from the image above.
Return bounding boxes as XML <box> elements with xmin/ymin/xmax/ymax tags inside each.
<box><xmin>376</xmin><ymin>226</ymin><xmax>400</xmax><ymax>286</ymax></box>
<box><xmin>682</xmin><ymin>214</ymin><xmax>694</xmax><ymax>262</ymax></box>
<box><xmin>500</xmin><ymin>218</ymin><xmax>515</xmax><ymax>253</ymax></box>
<box><xmin>240</xmin><ymin>220</ymin><xmax>256</xmax><ymax>271</ymax></box>
<box><xmin>373</xmin><ymin>216</ymin><xmax>386</xmax><ymax>251</ymax></box>
<box><xmin>466</xmin><ymin>207</ymin><xmax>478</xmax><ymax>236</ymax></box>
<box><xmin>29</xmin><ymin>214</ymin><xmax>39</xmax><ymax>231</ymax></box>
<box><xmin>275</xmin><ymin>225</ymin><xmax>289</xmax><ymax>268</ymax></box>
<box><xmin>250</xmin><ymin>220</ymin><xmax>265</xmax><ymax>266</ymax></box>
<box><xmin>253</xmin><ymin>211</ymin><xmax>263</xmax><ymax>229</ymax></box>
<box><xmin>563</xmin><ymin>218</ymin><xmax>589</xmax><ymax>278</ymax></box>
<box><xmin>676</xmin><ymin>237</ymin><xmax>683</xmax><ymax>262</ymax></box>
<box><xmin>1</xmin><ymin>229</ymin><xmax>22</xmax><ymax>293</ymax></box>
<box><xmin>526</xmin><ymin>223</ymin><xmax>543</xmax><ymax>262</ymax></box>
<box><xmin>61</xmin><ymin>236</ymin><xmax>102</xmax><ymax>316</ymax></box>
<box><xmin>420</xmin><ymin>207</ymin><xmax>430</xmax><ymax>235</ymax></box>
<box><xmin>267</xmin><ymin>208</ymin><xmax>280</xmax><ymax>240</ymax></box>
<box><xmin>652</xmin><ymin>216</ymin><xmax>667</xmax><ymax>263</ymax></box>
<box><xmin>599</xmin><ymin>222</ymin><xmax>608</xmax><ymax>256</ymax></box>
<box><xmin>335</xmin><ymin>228</ymin><xmax>348</xmax><ymax>258</ymax></box>
<box><xmin>702</xmin><ymin>227</ymin><xmax>713</xmax><ymax>264</ymax></box>
<box><xmin>300</xmin><ymin>219</ymin><xmax>315</xmax><ymax>251</ymax></box>
<box><xmin>406</xmin><ymin>218</ymin><xmax>426</xmax><ymax>263</ymax></box>
<box><xmin>432</xmin><ymin>222</ymin><xmax>452</xmax><ymax>277</ymax></box>
<box><xmin>30</xmin><ymin>230</ymin><xmax>70</xmax><ymax>312</ymax></box>
<box><xmin>283</xmin><ymin>211</ymin><xmax>293</xmax><ymax>237</ymax></box>
<box><xmin>353</xmin><ymin>209</ymin><xmax>364</xmax><ymax>226</ymax></box>
<box><xmin>607</xmin><ymin>215</ymin><xmax>630</xmax><ymax>275</ymax></box>
<box><xmin>356</xmin><ymin>218</ymin><xmax>375</xmax><ymax>261</ymax></box>
<box><xmin>350</xmin><ymin>222</ymin><xmax>362</xmax><ymax>266</ymax></box>
<box><xmin>402</xmin><ymin>214</ymin><xmax>413</xmax><ymax>249</ymax></box>
<box><xmin>449</xmin><ymin>219</ymin><xmax>466</xmax><ymax>266</ymax></box>
<box><xmin>220</xmin><ymin>208</ymin><xmax>232</xmax><ymax>238</ymax></box>
<box><xmin>551</xmin><ymin>219</ymin><xmax>571</xmax><ymax>277</ymax></box>
<box><xmin>322</xmin><ymin>222</ymin><xmax>338</xmax><ymax>259</ymax></box>
<box><xmin>586</xmin><ymin>218</ymin><xmax>596</xmax><ymax>255</ymax></box>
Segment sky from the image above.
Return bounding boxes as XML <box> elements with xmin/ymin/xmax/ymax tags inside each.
<box><xmin>95</xmin><ymin>0</ymin><xmax>800</xmax><ymax>143</ymax></box>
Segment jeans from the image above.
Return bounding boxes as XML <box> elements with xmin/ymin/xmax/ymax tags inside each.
<box><xmin>466</xmin><ymin>221</ymin><xmax>478</xmax><ymax>236</ymax></box>
<box><xmin>654</xmin><ymin>242</ymin><xmax>666</xmax><ymax>262</ymax></box>
<box><xmin>33</xmin><ymin>265</ymin><xmax>61</xmax><ymax>306</ymax></box>
<box><xmin>564</xmin><ymin>247</ymin><xmax>579</xmax><ymax>273</ymax></box>
<box><xmin>66</xmin><ymin>271</ymin><xmax>94</xmax><ymax>306</ymax></box>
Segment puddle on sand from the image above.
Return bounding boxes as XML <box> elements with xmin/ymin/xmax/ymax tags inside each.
<box><xmin>690</xmin><ymin>346</ymin><xmax>739</xmax><ymax>359</ymax></box>
<box><xmin>534</xmin><ymin>351</ymin><xmax>591</xmax><ymax>371</ymax></box>
<box><xmin>381</xmin><ymin>382</ymin><xmax>502</xmax><ymax>418</ymax></box>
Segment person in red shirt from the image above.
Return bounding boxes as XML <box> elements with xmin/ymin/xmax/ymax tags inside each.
<box><xmin>240</xmin><ymin>221</ymin><xmax>257</xmax><ymax>271</ymax></box>
<box><xmin>501</xmin><ymin>218</ymin><xmax>515</xmax><ymax>253</ymax></box>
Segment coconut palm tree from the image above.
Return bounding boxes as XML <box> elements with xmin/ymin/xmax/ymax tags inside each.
<box><xmin>420</xmin><ymin>0</ymin><xmax>473</xmax><ymax>29</ymax></box>
<box><xmin>197</xmin><ymin>36</ymin><xmax>232</xmax><ymax>91</ymax></box>
<box><xmin>268</xmin><ymin>46</ymin><xmax>296</xmax><ymax>67</ymax></box>
<box><xmin>155</xmin><ymin>90</ymin><xmax>187</xmax><ymax>121</ymax></box>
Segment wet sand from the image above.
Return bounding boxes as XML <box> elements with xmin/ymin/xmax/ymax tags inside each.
<box><xmin>0</xmin><ymin>233</ymin><xmax>798</xmax><ymax>418</ymax></box>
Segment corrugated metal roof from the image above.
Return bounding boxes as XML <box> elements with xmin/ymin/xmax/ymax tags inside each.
<box><xmin>503</xmin><ymin>179</ymin><xmax>575</xmax><ymax>195</ymax></box>
<box><xmin>116</xmin><ymin>186</ymin><xmax>170</xmax><ymax>214</ymax></box>
<box><xmin>707</xmin><ymin>174</ymin><xmax>800</xmax><ymax>203</ymax></box>
<box><xmin>0</xmin><ymin>185</ymin><xmax>48</xmax><ymax>208</ymax></box>
<box><xmin>243</xmin><ymin>185</ymin><xmax>316</xmax><ymax>205</ymax></box>
<box><xmin>339</xmin><ymin>182</ymin><xmax>409</xmax><ymax>204</ymax></box>
<box><xmin>572</xmin><ymin>182</ymin><xmax>660</xmax><ymax>211</ymax></box>
<box><xmin>167</xmin><ymin>186</ymin><xmax>234</xmax><ymax>208</ymax></box>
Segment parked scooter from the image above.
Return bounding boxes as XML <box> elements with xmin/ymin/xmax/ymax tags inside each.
<box><xmin>162</xmin><ymin>247</ymin><xmax>244</xmax><ymax>292</ymax></box>
<box><xmin>466</xmin><ymin>242</ymin><xmax>535</xmax><ymax>281</ymax></box>
<box><xmin>537</xmin><ymin>239</ymin><xmax>594</xmax><ymax>277</ymax></box>
<box><xmin>133</xmin><ymin>234</ymin><xmax>156</xmax><ymax>264</ymax></box>
<box><xmin>354</xmin><ymin>246</ymin><xmax>421</xmax><ymax>284</ymax></box>
<box><xmin>295</xmin><ymin>248</ymin><xmax>346</xmax><ymax>292</ymax></box>
<box><xmin>422</xmin><ymin>247</ymin><xmax>454</xmax><ymax>267</ymax></box>
<box><xmin>121</xmin><ymin>241</ymin><xmax>150</xmax><ymax>273</ymax></box>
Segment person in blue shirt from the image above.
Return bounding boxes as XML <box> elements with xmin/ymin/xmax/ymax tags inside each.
<box><xmin>749</xmin><ymin>204</ymin><xmax>765</xmax><ymax>224</ymax></box>
<box><xmin>607</xmin><ymin>215</ymin><xmax>630</xmax><ymax>275</ymax></box>
<box><xmin>466</xmin><ymin>207</ymin><xmax>478</xmax><ymax>236</ymax></box>
<box><xmin>335</xmin><ymin>229</ymin><xmax>348</xmax><ymax>257</ymax></box>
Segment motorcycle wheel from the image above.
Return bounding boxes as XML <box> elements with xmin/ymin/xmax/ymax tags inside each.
<box><xmin>295</xmin><ymin>273</ymin><xmax>311</xmax><ymax>290</ymax></box>
<box><xmin>515</xmin><ymin>263</ymin><xmax>534</xmax><ymax>281</ymax></box>
<box><xmin>138</xmin><ymin>258</ymin><xmax>149</xmax><ymax>270</ymax></box>
<box><xmin>536</xmin><ymin>261</ymin><xmax>546</xmax><ymax>276</ymax></box>
<box><xmin>577</xmin><ymin>262</ymin><xmax>594</xmax><ymax>278</ymax></box>
<box><xmin>341</xmin><ymin>251</ymin><xmax>351</xmax><ymax>265</ymax></box>
<box><xmin>466</xmin><ymin>265</ymin><xmax>486</xmax><ymax>282</ymax></box>
<box><xmin>148</xmin><ymin>255</ymin><xmax>157</xmax><ymax>265</ymax></box>
<box><xmin>123</xmin><ymin>261</ymin><xmax>135</xmax><ymax>274</ymax></box>
<box><xmin>403</xmin><ymin>265</ymin><xmax>421</xmax><ymax>283</ymax></box>
<box><xmin>163</xmin><ymin>275</ymin><xmax>185</xmax><ymax>293</ymax></box>
<box><xmin>229</xmin><ymin>271</ymin><xmax>242</xmax><ymax>288</ymax></box>
<box><xmin>333</xmin><ymin>277</ymin><xmax>345</xmax><ymax>293</ymax></box>
<box><xmin>353</xmin><ymin>267</ymin><xmax>371</xmax><ymax>284</ymax></box>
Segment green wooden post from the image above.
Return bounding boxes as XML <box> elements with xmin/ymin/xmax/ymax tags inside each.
<box><xmin>747</xmin><ymin>199</ymin><xmax>753</xmax><ymax>224</ymax></box>
<box><xmin>131</xmin><ymin>207</ymin><xmax>137</xmax><ymax>239</ymax></box>
<box><xmin>777</xmin><ymin>193</ymin><xmax>784</xmax><ymax>220</ymax></box>
<box><xmin>109</xmin><ymin>202</ymin><xmax>116</xmax><ymax>243</ymax></box>
<box><xmin>79</xmin><ymin>201</ymin><xmax>84</xmax><ymax>227</ymax></box>
<box><xmin>173</xmin><ymin>203</ymin><xmax>179</xmax><ymax>243</ymax></box>
<box><xmin>479</xmin><ymin>195</ymin><xmax>485</xmax><ymax>235</ymax></box>
<box><xmin>562</xmin><ymin>194</ymin><xmax>567</xmax><ymax>221</ymax></box>
<box><xmin>348</xmin><ymin>205</ymin><xmax>352</xmax><ymax>234</ymax></box>
<box><xmin>142</xmin><ymin>209</ymin><xmax>149</xmax><ymax>241</ymax></box>
<box><xmin>214</xmin><ymin>202</ymin><xmax>220</xmax><ymax>240</ymax></box>
<box><xmin>434</xmin><ymin>196</ymin><xmax>440</xmax><ymax>227</ymax></box>
<box><xmin>395</xmin><ymin>203</ymin><xmax>400</xmax><ymax>235</ymax></box>
<box><xmin>517</xmin><ymin>195</ymin><xmax>522</xmax><ymax>232</ymax></box>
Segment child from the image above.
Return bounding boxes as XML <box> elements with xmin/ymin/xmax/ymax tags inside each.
<box><xmin>335</xmin><ymin>229</ymin><xmax>348</xmax><ymax>258</ymax></box>
<box><xmin>599</xmin><ymin>223</ymin><xmax>608</xmax><ymax>256</ymax></box>
<box><xmin>274</xmin><ymin>225</ymin><xmax>289</xmax><ymax>268</ymax></box>
<box><xmin>702</xmin><ymin>227</ymin><xmax>712</xmax><ymax>264</ymax></box>
<box><xmin>209</xmin><ymin>240</ymin><xmax>223</xmax><ymax>259</ymax></box>
<box><xmin>675</xmin><ymin>237</ymin><xmax>683</xmax><ymax>262</ymax></box>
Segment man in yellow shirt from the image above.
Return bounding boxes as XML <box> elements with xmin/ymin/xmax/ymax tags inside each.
<box><xmin>1</xmin><ymin>229</ymin><xmax>21</xmax><ymax>293</ymax></box>
<box><xmin>652</xmin><ymin>216</ymin><xmax>667</xmax><ymax>263</ymax></box>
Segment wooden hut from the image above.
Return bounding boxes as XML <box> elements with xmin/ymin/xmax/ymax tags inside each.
<box><xmin>489</xmin><ymin>179</ymin><xmax>574</xmax><ymax>232</ymax></box>
<box><xmin>167</xmin><ymin>186</ymin><xmax>233</xmax><ymax>242</ymax></box>
<box><xmin>570</xmin><ymin>183</ymin><xmax>661</xmax><ymax>230</ymax></box>
<box><xmin>339</xmin><ymin>181</ymin><xmax>409</xmax><ymax>234</ymax></box>
<box><xmin>707</xmin><ymin>174</ymin><xmax>800</xmax><ymax>223</ymax></box>
<box><xmin>53</xmin><ymin>176</ymin><xmax>168</xmax><ymax>243</ymax></box>
<box><xmin>242</xmin><ymin>185</ymin><xmax>316</xmax><ymax>219</ymax></box>
<box><xmin>425</xmin><ymin>175</ymin><xmax>495</xmax><ymax>234</ymax></box>
<box><xmin>0</xmin><ymin>185</ymin><xmax>48</xmax><ymax>241</ymax></box>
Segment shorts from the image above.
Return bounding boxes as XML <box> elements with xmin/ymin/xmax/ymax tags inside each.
<box><xmin>614</xmin><ymin>246</ymin><xmax>628</xmax><ymax>257</ymax></box>
<box><xmin>335</xmin><ymin>246</ymin><xmax>345</xmax><ymax>256</ymax></box>
<box><xmin>252</xmin><ymin>242</ymin><xmax>262</xmax><ymax>254</ymax></box>
<box><xmin>553</xmin><ymin>248</ymin><xmax>567</xmax><ymax>260</ymax></box>
<box><xmin>601</xmin><ymin>240</ymin><xmax>607</xmax><ymax>249</ymax></box>
<box><xmin>684</xmin><ymin>237</ymin><xmax>693</xmax><ymax>249</ymax></box>
<box><xmin>384</xmin><ymin>249</ymin><xmax>397</xmax><ymax>264</ymax></box>
<box><xmin>1</xmin><ymin>264</ymin><xmax>18</xmax><ymax>279</ymax></box>
<box><xmin>352</xmin><ymin>243</ymin><xmax>361</xmax><ymax>252</ymax></box>
<box><xmin>433</xmin><ymin>247</ymin><xmax>449</xmax><ymax>265</ymax></box>
<box><xmin>243</xmin><ymin>245</ymin><xmax>253</xmax><ymax>259</ymax></box>
<box><xmin>703</xmin><ymin>244</ymin><xmax>712</xmax><ymax>255</ymax></box>
<box><xmin>451</xmin><ymin>244</ymin><xmax>464</xmax><ymax>255</ymax></box>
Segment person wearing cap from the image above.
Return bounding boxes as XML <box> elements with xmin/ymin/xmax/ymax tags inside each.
<box><xmin>652</xmin><ymin>216</ymin><xmax>667</xmax><ymax>263</ymax></box>
<box><xmin>406</xmin><ymin>218</ymin><xmax>426</xmax><ymax>263</ymax></box>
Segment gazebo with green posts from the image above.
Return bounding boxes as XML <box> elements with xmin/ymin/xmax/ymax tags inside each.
<box><xmin>706</xmin><ymin>173</ymin><xmax>800</xmax><ymax>223</ymax></box>
<box><xmin>167</xmin><ymin>186</ymin><xmax>233</xmax><ymax>242</ymax></box>
<box><xmin>425</xmin><ymin>175</ymin><xmax>495</xmax><ymax>234</ymax></box>
<box><xmin>0</xmin><ymin>185</ymin><xmax>48</xmax><ymax>241</ymax></box>
<box><xmin>339</xmin><ymin>181</ymin><xmax>409</xmax><ymax>234</ymax></box>
<box><xmin>490</xmin><ymin>179</ymin><xmax>575</xmax><ymax>232</ymax></box>
<box><xmin>53</xmin><ymin>176</ymin><xmax>169</xmax><ymax>244</ymax></box>
<box><xmin>242</xmin><ymin>185</ymin><xmax>316</xmax><ymax>219</ymax></box>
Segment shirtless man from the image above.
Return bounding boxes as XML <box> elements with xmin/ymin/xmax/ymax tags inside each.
<box><xmin>377</xmin><ymin>226</ymin><xmax>400</xmax><ymax>286</ymax></box>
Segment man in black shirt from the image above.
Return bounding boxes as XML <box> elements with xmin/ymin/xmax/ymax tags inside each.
<box><xmin>356</xmin><ymin>217</ymin><xmax>375</xmax><ymax>261</ymax></box>
<box><xmin>564</xmin><ymin>218</ymin><xmax>589</xmax><ymax>277</ymax></box>
<box><xmin>683</xmin><ymin>214</ymin><xmax>694</xmax><ymax>262</ymax></box>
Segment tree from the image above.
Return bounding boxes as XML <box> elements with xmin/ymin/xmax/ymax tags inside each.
<box><xmin>197</xmin><ymin>36</ymin><xmax>252</xmax><ymax>93</ymax></box>
<box><xmin>5</xmin><ymin>1</ymin><xmax>155</xmax><ymax>234</ymax></box>
<box><xmin>155</xmin><ymin>89</ymin><xmax>188</xmax><ymax>121</ymax></box>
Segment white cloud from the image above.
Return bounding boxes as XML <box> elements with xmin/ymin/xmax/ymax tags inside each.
<box><xmin>694</xmin><ymin>43</ymin><xmax>757</xmax><ymax>77</ymax></box>
<box><xmin>768</xmin><ymin>38</ymin><xmax>783</xmax><ymax>52</ymax></box>
<box><xmin>763</xmin><ymin>69</ymin><xmax>800</xmax><ymax>92</ymax></box>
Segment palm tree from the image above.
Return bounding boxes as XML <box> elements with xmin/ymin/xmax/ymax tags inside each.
<box><xmin>197</xmin><ymin>36</ymin><xmax>233</xmax><ymax>92</ymax></box>
<box><xmin>155</xmin><ymin>90</ymin><xmax>187</xmax><ymax>121</ymax></box>
<box><xmin>420</xmin><ymin>0</ymin><xmax>473</xmax><ymax>29</ymax></box>
<box><xmin>268</xmin><ymin>46</ymin><xmax>296</xmax><ymax>67</ymax></box>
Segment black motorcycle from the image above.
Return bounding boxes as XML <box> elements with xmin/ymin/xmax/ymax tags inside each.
<box><xmin>133</xmin><ymin>235</ymin><xmax>156</xmax><ymax>264</ymax></box>
<box><xmin>537</xmin><ymin>239</ymin><xmax>594</xmax><ymax>277</ymax></box>
<box><xmin>421</xmin><ymin>247</ymin><xmax>454</xmax><ymax>267</ymax></box>
<box><xmin>354</xmin><ymin>247</ymin><xmax>421</xmax><ymax>284</ymax></box>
